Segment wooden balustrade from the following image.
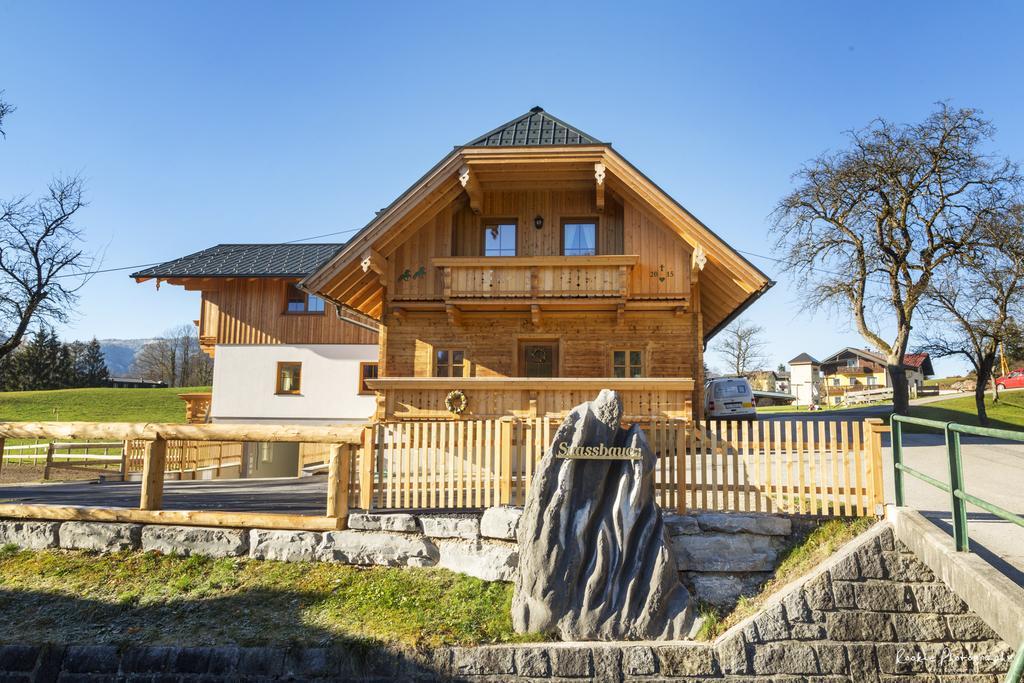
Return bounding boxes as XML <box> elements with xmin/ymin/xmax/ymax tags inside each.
<box><xmin>367</xmin><ymin>377</ymin><xmax>695</xmax><ymax>421</ymax></box>
<box><xmin>178</xmin><ymin>393</ymin><xmax>213</xmax><ymax>423</ymax></box>
<box><xmin>431</xmin><ymin>255</ymin><xmax>638</xmax><ymax>302</ymax></box>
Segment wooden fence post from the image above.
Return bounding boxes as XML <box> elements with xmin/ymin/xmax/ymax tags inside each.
<box><xmin>865</xmin><ymin>418</ymin><xmax>887</xmax><ymax>515</ymax></box>
<box><xmin>326</xmin><ymin>443</ymin><xmax>350</xmax><ymax>528</ymax></box>
<box><xmin>140</xmin><ymin>437</ymin><xmax>168</xmax><ymax>510</ymax></box>
<box><xmin>119</xmin><ymin>440</ymin><xmax>129</xmax><ymax>480</ymax></box>
<box><xmin>42</xmin><ymin>441</ymin><xmax>55</xmax><ymax>481</ymax></box>
<box><xmin>676</xmin><ymin>422</ymin><xmax>687</xmax><ymax>514</ymax></box>
<box><xmin>359</xmin><ymin>425</ymin><xmax>374</xmax><ymax>510</ymax></box>
<box><xmin>500</xmin><ymin>419</ymin><xmax>513</xmax><ymax>504</ymax></box>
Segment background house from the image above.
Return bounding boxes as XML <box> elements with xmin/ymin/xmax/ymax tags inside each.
<box><xmin>788</xmin><ymin>353</ymin><xmax>822</xmax><ymax>407</ymax></box>
<box><xmin>819</xmin><ymin>347</ymin><xmax>934</xmax><ymax>405</ymax></box>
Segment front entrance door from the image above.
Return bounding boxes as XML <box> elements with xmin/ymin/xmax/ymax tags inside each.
<box><xmin>520</xmin><ymin>341</ymin><xmax>559</xmax><ymax>377</ymax></box>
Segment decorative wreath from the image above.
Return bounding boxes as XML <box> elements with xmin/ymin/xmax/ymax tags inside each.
<box><xmin>445</xmin><ymin>389</ymin><xmax>468</xmax><ymax>415</ymax></box>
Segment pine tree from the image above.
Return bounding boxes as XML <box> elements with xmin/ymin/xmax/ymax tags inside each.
<box><xmin>4</xmin><ymin>328</ymin><xmax>77</xmax><ymax>390</ymax></box>
<box><xmin>75</xmin><ymin>338</ymin><xmax>110</xmax><ymax>387</ymax></box>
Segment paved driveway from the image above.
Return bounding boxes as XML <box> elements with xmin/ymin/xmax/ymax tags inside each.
<box><xmin>881</xmin><ymin>432</ymin><xmax>1024</xmax><ymax>587</ymax></box>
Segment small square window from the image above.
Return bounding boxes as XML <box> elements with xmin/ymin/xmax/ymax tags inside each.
<box><xmin>563</xmin><ymin>221</ymin><xmax>597</xmax><ymax>256</ymax></box>
<box><xmin>284</xmin><ymin>284</ymin><xmax>325</xmax><ymax>314</ymax></box>
<box><xmin>276</xmin><ymin>362</ymin><xmax>302</xmax><ymax>394</ymax></box>
<box><xmin>483</xmin><ymin>223</ymin><xmax>516</xmax><ymax>256</ymax></box>
<box><xmin>358</xmin><ymin>362</ymin><xmax>378</xmax><ymax>395</ymax></box>
<box><xmin>612</xmin><ymin>349</ymin><xmax>643</xmax><ymax>378</ymax></box>
<box><xmin>435</xmin><ymin>349</ymin><xmax>465</xmax><ymax>377</ymax></box>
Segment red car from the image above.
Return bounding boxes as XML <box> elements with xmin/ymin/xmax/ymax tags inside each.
<box><xmin>995</xmin><ymin>368</ymin><xmax>1024</xmax><ymax>391</ymax></box>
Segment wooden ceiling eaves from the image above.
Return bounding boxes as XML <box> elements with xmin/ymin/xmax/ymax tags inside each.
<box><xmin>600</xmin><ymin>150</ymin><xmax>770</xmax><ymax>291</ymax></box>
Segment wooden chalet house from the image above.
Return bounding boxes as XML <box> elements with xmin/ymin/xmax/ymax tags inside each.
<box><xmin>136</xmin><ymin>108</ymin><xmax>771</xmax><ymax>426</ymax></box>
<box><xmin>300</xmin><ymin>108</ymin><xmax>773</xmax><ymax>423</ymax></box>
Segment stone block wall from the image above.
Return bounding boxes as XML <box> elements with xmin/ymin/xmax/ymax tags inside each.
<box><xmin>0</xmin><ymin>509</ymin><xmax>795</xmax><ymax>605</ymax></box>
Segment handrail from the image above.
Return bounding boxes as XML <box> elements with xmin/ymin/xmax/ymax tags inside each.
<box><xmin>890</xmin><ymin>413</ymin><xmax>1024</xmax><ymax>683</ymax></box>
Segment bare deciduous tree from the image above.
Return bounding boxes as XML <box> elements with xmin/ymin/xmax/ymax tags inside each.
<box><xmin>1</xmin><ymin>176</ymin><xmax>93</xmax><ymax>361</ymax></box>
<box><xmin>921</xmin><ymin>207</ymin><xmax>1024</xmax><ymax>425</ymax></box>
<box><xmin>132</xmin><ymin>324</ymin><xmax>213</xmax><ymax>387</ymax></box>
<box><xmin>772</xmin><ymin>103</ymin><xmax>1021</xmax><ymax>414</ymax></box>
<box><xmin>712</xmin><ymin>317</ymin><xmax>769</xmax><ymax>376</ymax></box>
<box><xmin>0</xmin><ymin>91</ymin><xmax>12</xmax><ymax>137</ymax></box>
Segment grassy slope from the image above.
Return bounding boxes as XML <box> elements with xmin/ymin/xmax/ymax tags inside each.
<box><xmin>0</xmin><ymin>547</ymin><xmax>531</xmax><ymax>649</ymax></box>
<box><xmin>907</xmin><ymin>391</ymin><xmax>1024</xmax><ymax>431</ymax></box>
<box><xmin>0</xmin><ymin>386</ymin><xmax>210</xmax><ymax>423</ymax></box>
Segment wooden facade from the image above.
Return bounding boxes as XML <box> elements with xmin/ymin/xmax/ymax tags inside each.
<box><xmin>301</xmin><ymin>115</ymin><xmax>773</xmax><ymax>422</ymax></box>
<box><xmin>181</xmin><ymin>277</ymin><xmax>377</xmax><ymax>354</ymax></box>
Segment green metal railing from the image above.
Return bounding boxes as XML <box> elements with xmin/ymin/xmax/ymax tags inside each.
<box><xmin>890</xmin><ymin>414</ymin><xmax>1024</xmax><ymax>683</ymax></box>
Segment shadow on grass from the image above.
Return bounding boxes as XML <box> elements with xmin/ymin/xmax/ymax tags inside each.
<box><xmin>0</xmin><ymin>588</ymin><xmax>455</xmax><ymax>679</ymax></box>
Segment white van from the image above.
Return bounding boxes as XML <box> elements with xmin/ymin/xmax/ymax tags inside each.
<box><xmin>704</xmin><ymin>377</ymin><xmax>757</xmax><ymax>420</ymax></box>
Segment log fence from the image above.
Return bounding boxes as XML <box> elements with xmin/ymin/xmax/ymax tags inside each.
<box><xmin>0</xmin><ymin>422</ymin><xmax>364</xmax><ymax>531</ymax></box>
<box><xmin>0</xmin><ymin>417</ymin><xmax>888</xmax><ymax>532</ymax></box>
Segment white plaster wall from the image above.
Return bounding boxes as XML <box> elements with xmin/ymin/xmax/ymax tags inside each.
<box><xmin>790</xmin><ymin>364</ymin><xmax>819</xmax><ymax>407</ymax></box>
<box><xmin>210</xmin><ymin>344</ymin><xmax>378</xmax><ymax>423</ymax></box>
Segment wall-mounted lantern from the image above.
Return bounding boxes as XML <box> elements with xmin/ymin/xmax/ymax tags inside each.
<box><xmin>534</xmin><ymin>215</ymin><xmax>544</xmax><ymax>230</ymax></box>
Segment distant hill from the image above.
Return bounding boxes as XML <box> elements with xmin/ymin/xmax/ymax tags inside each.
<box><xmin>97</xmin><ymin>338</ymin><xmax>157</xmax><ymax>376</ymax></box>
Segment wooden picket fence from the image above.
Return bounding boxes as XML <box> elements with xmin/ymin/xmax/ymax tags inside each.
<box><xmin>360</xmin><ymin>417</ymin><xmax>887</xmax><ymax>517</ymax></box>
<box><xmin>125</xmin><ymin>440</ymin><xmax>243</xmax><ymax>475</ymax></box>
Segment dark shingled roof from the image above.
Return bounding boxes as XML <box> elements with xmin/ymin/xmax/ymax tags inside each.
<box><xmin>465</xmin><ymin>106</ymin><xmax>603</xmax><ymax>147</ymax></box>
<box><xmin>131</xmin><ymin>243</ymin><xmax>344</xmax><ymax>279</ymax></box>
<box><xmin>789</xmin><ymin>352</ymin><xmax>820</xmax><ymax>365</ymax></box>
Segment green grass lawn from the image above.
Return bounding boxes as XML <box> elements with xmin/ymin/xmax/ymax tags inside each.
<box><xmin>0</xmin><ymin>547</ymin><xmax>530</xmax><ymax>649</ymax></box>
<box><xmin>0</xmin><ymin>386</ymin><xmax>210</xmax><ymax>423</ymax></box>
<box><xmin>904</xmin><ymin>391</ymin><xmax>1024</xmax><ymax>432</ymax></box>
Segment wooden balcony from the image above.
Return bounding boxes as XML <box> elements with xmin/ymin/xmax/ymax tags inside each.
<box><xmin>432</xmin><ymin>256</ymin><xmax>638</xmax><ymax>305</ymax></box>
<box><xmin>366</xmin><ymin>376</ymin><xmax>694</xmax><ymax>422</ymax></box>
<box><xmin>832</xmin><ymin>365</ymin><xmax>878</xmax><ymax>375</ymax></box>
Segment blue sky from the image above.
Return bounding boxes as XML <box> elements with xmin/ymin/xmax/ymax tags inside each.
<box><xmin>3</xmin><ymin>1</ymin><xmax>1023</xmax><ymax>377</ymax></box>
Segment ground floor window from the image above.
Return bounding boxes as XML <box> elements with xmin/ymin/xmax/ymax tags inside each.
<box><xmin>359</xmin><ymin>361</ymin><xmax>378</xmax><ymax>394</ymax></box>
<box><xmin>276</xmin><ymin>362</ymin><xmax>302</xmax><ymax>394</ymax></box>
<box><xmin>434</xmin><ymin>349</ymin><xmax>466</xmax><ymax>377</ymax></box>
<box><xmin>612</xmin><ymin>349</ymin><xmax>643</xmax><ymax>377</ymax></box>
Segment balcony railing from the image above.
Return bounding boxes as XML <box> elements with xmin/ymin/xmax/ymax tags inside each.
<box><xmin>366</xmin><ymin>376</ymin><xmax>694</xmax><ymax>422</ymax></box>
<box><xmin>432</xmin><ymin>255</ymin><xmax>638</xmax><ymax>302</ymax></box>
<box><xmin>832</xmin><ymin>365</ymin><xmax>878</xmax><ymax>375</ymax></box>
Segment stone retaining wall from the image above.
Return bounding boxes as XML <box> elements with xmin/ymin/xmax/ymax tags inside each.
<box><xmin>0</xmin><ymin>509</ymin><xmax>795</xmax><ymax>606</ymax></box>
<box><xmin>0</xmin><ymin>520</ymin><xmax>1014</xmax><ymax>680</ymax></box>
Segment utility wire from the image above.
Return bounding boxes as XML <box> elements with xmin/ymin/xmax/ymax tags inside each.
<box><xmin>54</xmin><ymin>227</ymin><xmax>364</xmax><ymax>280</ymax></box>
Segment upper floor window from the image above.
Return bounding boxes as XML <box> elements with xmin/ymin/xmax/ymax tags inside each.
<box><xmin>285</xmin><ymin>284</ymin><xmax>325</xmax><ymax>314</ymax></box>
<box><xmin>483</xmin><ymin>223</ymin><xmax>516</xmax><ymax>256</ymax></box>
<box><xmin>435</xmin><ymin>349</ymin><xmax>466</xmax><ymax>377</ymax></box>
<box><xmin>563</xmin><ymin>221</ymin><xmax>597</xmax><ymax>256</ymax></box>
<box><xmin>276</xmin><ymin>362</ymin><xmax>302</xmax><ymax>395</ymax></box>
<box><xmin>358</xmin><ymin>362</ymin><xmax>379</xmax><ymax>395</ymax></box>
<box><xmin>612</xmin><ymin>350</ymin><xmax>643</xmax><ymax>378</ymax></box>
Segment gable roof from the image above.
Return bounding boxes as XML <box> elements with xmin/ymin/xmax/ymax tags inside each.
<box><xmin>466</xmin><ymin>106</ymin><xmax>603</xmax><ymax>147</ymax></box>
<box><xmin>903</xmin><ymin>352</ymin><xmax>934</xmax><ymax>375</ymax></box>
<box><xmin>821</xmin><ymin>347</ymin><xmax>886</xmax><ymax>365</ymax></box>
<box><xmin>789</xmin><ymin>352</ymin><xmax>820</xmax><ymax>365</ymax></box>
<box><xmin>302</xmin><ymin>107</ymin><xmax>774</xmax><ymax>336</ymax></box>
<box><xmin>131</xmin><ymin>243</ymin><xmax>343</xmax><ymax>280</ymax></box>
